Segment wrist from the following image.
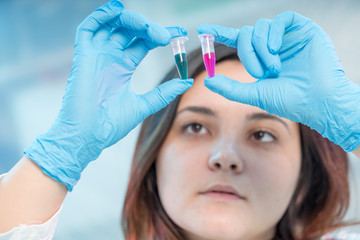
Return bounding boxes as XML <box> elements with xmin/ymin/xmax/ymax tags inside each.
<box><xmin>24</xmin><ymin>130</ymin><xmax>103</xmax><ymax>191</ymax></box>
<box><xmin>326</xmin><ymin>83</ymin><xmax>360</xmax><ymax>152</ymax></box>
<box><xmin>352</xmin><ymin>144</ymin><xmax>360</xmax><ymax>158</ymax></box>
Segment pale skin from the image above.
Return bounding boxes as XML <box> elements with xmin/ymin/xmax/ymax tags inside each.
<box><xmin>156</xmin><ymin>60</ymin><xmax>302</xmax><ymax>240</ymax></box>
<box><xmin>0</xmin><ymin>61</ymin><xmax>359</xmax><ymax>234</ymax></box>
<box><xmin>0</xmin><ymin>156</ymin><xmax>67</xmax><ymax>232</ymax></box>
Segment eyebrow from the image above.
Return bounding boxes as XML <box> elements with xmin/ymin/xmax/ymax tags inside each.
<box><xmin>177</xmin><ymin>106</ymin><xmax>217</xmax><ymax>118</ymax></box>
<box><xmin>247</xmin><ymin>112</ymin><xmax>290</xmax><ymax>131</ymax></box>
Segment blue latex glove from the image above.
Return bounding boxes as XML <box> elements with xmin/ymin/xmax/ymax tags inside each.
<box><xmin>25</xmin><ymin>0</ymin><xmax>192</xmax><ymax>191</ymax></box>
<box><xmin>198</xmin><ymin>11</ymin><xmax>360</xmax><ymax>152</ymax></box>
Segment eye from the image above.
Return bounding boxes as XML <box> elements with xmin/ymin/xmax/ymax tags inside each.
<box><xmin>251</xmin><ymin>131</ymin><xmax>275</xmax><ymax>142</ymax></box>
<box><xmin>184</xmin><ymin>123</ymin><xmax>207</xmax><ymax>135</ymax></box>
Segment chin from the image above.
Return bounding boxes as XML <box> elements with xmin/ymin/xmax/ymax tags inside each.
<box><xmin>178</xmin><ymin>208</ymin><xmax>274</xmax><ymax>240</ymax></box>
<box><xmin>186</xmin><ymin>227</ymin><xmax>247</xmax><ymax>240</ymax></box>
<box><xmin>186</xmin><ymin>222</ymin><xmax>274</xmax><ymax>240</ymax></box>
<box><xmin>183</xmin><ymin>215</ymin><xmax>250</xmax><ymax>240</ymax></box>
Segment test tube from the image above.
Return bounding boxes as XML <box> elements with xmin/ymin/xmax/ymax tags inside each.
<box><xmin>170</xmin><ymin>36</ymin><xmax>188</xmax><ymax>79</ymax></box>
<box><xmin>199</xmin><ymin>33</ymin><xmax>215</xmax><ymax>77</ymax></box>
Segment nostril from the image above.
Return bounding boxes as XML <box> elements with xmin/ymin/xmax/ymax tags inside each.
<box><xmin>231</xmin><ymin>164</ymin><xmax>237</xmax><ymax>170</ymax></box>
<box><xmin>215</xmin><ymin>163</ymin><xmax>221</xmax><ymax>168</ymax></box>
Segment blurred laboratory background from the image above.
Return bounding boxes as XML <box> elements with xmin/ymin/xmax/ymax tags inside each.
<box><xmin>1</xmin><ymin>0</ymin><xmax>360</xmax><ymax>239</ymax></box>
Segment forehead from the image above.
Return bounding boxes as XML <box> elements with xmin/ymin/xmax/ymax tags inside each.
<box><xmin>178</xmin><ymin>60</ymin><xmax>259</xmax><ymax>113</ymax></box>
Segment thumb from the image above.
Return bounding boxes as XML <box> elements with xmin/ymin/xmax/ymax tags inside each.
<box><xmin>141</xmin><ymin>78</ymin><xmax>193</xmax><ymax>115</ymax></box>
<box><xmin>204</xmin><ymin>75</ymin><xmax>263</xmax><ymax>109</ymax></box>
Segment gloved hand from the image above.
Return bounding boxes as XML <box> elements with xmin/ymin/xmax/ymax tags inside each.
<box><xmin>198</xmin><ymin>11</ymin><xmax>360</xmax><ymax>152</ymax></box>
<box><xmin>25</xmin><ymin>0</ymin><xmax>192</xmax><ymax>191</ymax></box>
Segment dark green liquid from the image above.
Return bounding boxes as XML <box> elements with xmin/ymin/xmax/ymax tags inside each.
<box><xmin>174</xmin><ymin>53</ymin><xmax>188</xmax><ymax>79</ymax></box>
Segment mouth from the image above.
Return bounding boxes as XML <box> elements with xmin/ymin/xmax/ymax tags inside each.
<box><xmin>200</xmin><ymin>185</ymin><xmax>245</xmax><ymax>201</ymax></box>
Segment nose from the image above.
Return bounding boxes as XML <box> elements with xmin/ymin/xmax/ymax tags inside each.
<box><xmin>208</xmin><ymin>140</ymin><xmax>244</xmax><ymax>174</ymax></box>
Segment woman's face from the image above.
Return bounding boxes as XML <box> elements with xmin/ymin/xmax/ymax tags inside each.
<box><xmin>156</xmin><ymin>60</ymin><xmax>301</xmax><ymax>240</ymax></box>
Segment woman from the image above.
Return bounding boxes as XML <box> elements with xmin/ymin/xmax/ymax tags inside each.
<box><xmin>0</xmin><ymin>0</ymin><xmax>359</xmax><ymax>239</ymax></box>
<box><xmin>122</xmin><ymin>44</ymin><xmax>351</xmax><ymax>240</ymax></box>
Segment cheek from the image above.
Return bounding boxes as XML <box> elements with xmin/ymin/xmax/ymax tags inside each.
<box><xmin>156</xmin><ymin>141</ymin><xmax>204</xmax><ymax>186</ymax></box>
<box><xmin>156</xmin><ymin>141</ymin><xmax>208</xmax><ymax>220</ymax></box>
<box><xmin>245</xmin><ymin>145</ymin><xmax>301</xmax><ymax>214</ymax></box>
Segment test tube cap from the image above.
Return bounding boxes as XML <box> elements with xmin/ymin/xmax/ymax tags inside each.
<box><xmin>170</xmin><ymin>36</ymin><xmax>189</xmax><ymax>55</ymax></box>
<box><xmin>198</xmin><ymin>33</ymin><xmax>215</xmax><ymax>41</ymax></box>
<box><xmin>199</xmin><ymin>33</ymin><xmax>215</xmax><ymax>54</ymax></box>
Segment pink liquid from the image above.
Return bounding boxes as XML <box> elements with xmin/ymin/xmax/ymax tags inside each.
<box><xmin>203</xmin><ymin>52</ymin><xmax>215</xmax><ymax>77</ymax></box>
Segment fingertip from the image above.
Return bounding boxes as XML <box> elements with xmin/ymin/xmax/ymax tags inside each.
<box><xmin>204</xmin><ymin>75</ymin><xmax>220</xmax><ymax>81</ymax></box>
<box><xmin>204</xmin><ymin>79</ymin><xmax>218</xmax><ymax>94</ymax></box>
<box><xmin>106</xmin><ymin>0</ymin><xmax>124</xmax><ymax>12</ymax></box>
<box><xmin>109</xmin><ymin>0</ymin><xmax>124</xmax><ymax>8</ymax></box>
<box><xmin>147</xmin><ymin>22</ymin><xmax>171</xmax><ymax>46</ymax></box>
<box><xmin>267</xmin><ymin>65</ymin><xmax>280</xmax><ymax>76</ymax></box>
<box><xmin>203</xmin><ymin>77</ymin><xmax>211</xmax><ymax>86</ymax></box>
<box><xmin>197</xmin><ymin>24</ymin><xmax>223</xmax><ymax>38</ymax></box>
<box><xmin>205</xmin><ymin>74</ymin><xmax>225</xmax><ymax>80</ymax></box>
<box><xmin>176</xmin><ymin>78</ymin><xmax>193</xmax><ymax>89</ymax></box>
<box><xmin>267</xmin><ymin>55</ymin><xmax>281</xmax><ymax>74</ymax></box>
<box><xmin>241</xmin><ymin>61</ymin><xmax>266</xmax><ymax>79</ymax></box>
<box><xmin>197</xmin><ymin>24</ymin><xmax>212</xmax><ymax>34</ymax></box>
<box><xmin>263</xmin><ymin>61</ymin><xmax>281</xmax><ymax>78</ymax></box>
<box><xmin>169</xmin><ymin>77</ymin><xmax>193</xmax><ymax>86</ymax></box>
<box><xmin>204</xmin><ymin>75</ymin><xmax>223</xmax><ymax>90</ymax></box>
<box><xmin>204</xmin><ymin>75</ymin><xmax>217</xmax><ymax>83</ymax></box>
<box><xmin>184</xmin><ymin>78</ymin><xmax>194</xmax><ymax>85</ymax></box>
<box><xmin>268</xmin><ymin>48</ymin><xmax>276</xmax><ymax>55</ymax></box>
<box><xmin>166</xmin><ymin>26</ymin><xmax>188</xmax><ymax>38</ymax></box>
<box><xmin>118</xmin><ymin>10</ymin><xmax>149</xmax><ymax>31</ymax></box>
<box><xmin>268</xmin><ymin>44</ymin><xmax>279</xmax><ymax>54</ymax></box>
<box><xmin>199</xmin><ymin>24</ymin><xmax>240</xmax><ymax>48</ymax></box>
<box><xmin>183</xmin><ymin>79</ymin><xmax>194</xmax><ymax>91</ymax></box>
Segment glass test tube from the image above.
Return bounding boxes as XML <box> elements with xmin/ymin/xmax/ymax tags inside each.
<box><xmin>199</xmin><ymin>33</ymin><xmax>216</xmax><ymax>77</ymax></box>
<box><xmin>170</xmin><ymin>36</ymin><xmax>188</xmax><ymax>79</ymax></box>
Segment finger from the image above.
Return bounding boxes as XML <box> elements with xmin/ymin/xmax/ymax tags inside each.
<box><xmin>125</xmin><ymin>26</ymin><xmax>187</xmax><ymax>54</ymax></box>
<box><xmin>109</xmin><ymin>10</ymin><xmax>150</xmax><ymax>49</ymax></box>
<box><xmin>76</xmin><ymin>0</ymin><xmax>124</xmax><ymax>43</ymax></box>
<box><xmin>268</xmin><ymin>11</ymin><xmax>306</xmax><ymax>54</ymax></box>
<box><xmin>197</xmin><ymin>24</ymin><xmax>240</xmax><ymax>48</ymax></box>
<box><xmin>252</xmin><ymin>19</ymin><xmax>281</xmax><ymax>74</ymax></box>
<box><xmin>124</xmin><ymin>21</ymin><xmax>171</xmax><ymax>65</ymax></box>
<box><xmin>93</xmin><ymin>25</ymin><xmax>112</xmax><ymax>41</ymax></box>
<box><xmin>137</xmin><ymin>20</ymin><xmax>171</xmax><ymax>46</ymax></box>
<box><xmin>204</xmin><ymin>75</ymin><xmax>262</xmax><ymax>108</ymax></box>
<box><xmin>237</xmin><ymin>26</ymin><xmax>266</xmax><ymax>79</ymax></box>
<box><xmin>166</xmin><ymin>26</ymin><xmax>188</xmax><ymax>38</ymax></box>
<box><xmin>140</xmin><ymin>78</ymin><xmax>193</xmax><ymax>116</ymax></box>
<box><xmin>113</xmin><ymin>9</ymin><xmax>149</xmax><ymax>31</ymax></box>
<box><xmin>109</xmin><ymin>28</ymin><xmax>134</xmax><ymax>50</ymax></box>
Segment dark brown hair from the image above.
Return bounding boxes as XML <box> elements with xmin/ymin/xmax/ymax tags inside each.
<box><xmin>121</xmin><ymin>44</ymin><xmax>350</xmax><ymax>240</ymax></box>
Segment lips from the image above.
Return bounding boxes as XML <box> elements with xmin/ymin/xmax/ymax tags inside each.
<box><xmin>200</xmin><ymin>184</ymin><xmax>245</xmax><ymax>200</ymax></box>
